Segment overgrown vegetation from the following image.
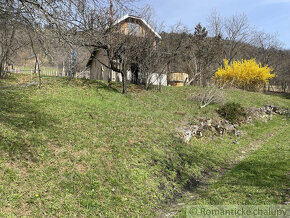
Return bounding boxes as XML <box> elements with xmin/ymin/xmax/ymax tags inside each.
<box><xmin>217</xmin><ymin>102</ymin><xmax>247</xmax><ymax>123</ymax></box>
<box><xmin>0</xmin><ymin>75</ymin><xmax>289</xmax><ymax>216</ymax></box>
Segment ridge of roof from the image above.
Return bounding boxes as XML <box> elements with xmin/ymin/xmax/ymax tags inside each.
<box><xmin>113</xmin><ymin>14</ymin><xmax>162</xmax><ymax>39</ymax></box>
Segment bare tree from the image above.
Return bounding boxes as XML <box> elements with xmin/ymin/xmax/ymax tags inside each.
<box><xmin>207</xmin><ymin>12</ymin><xmax>251</xmax><ymax>63</ymax></box>
<box><xmin>182</xmin><ymin>23</ymin><xmax>222</xmax><ymax>86</ymax></box>
<box><xmin>133</xmin><ymin>37</ymin><xmax>165</xmax><ymax>90</ymax></box>
<box><xmin>206</xmin><ymin>9</ymin><xmax>223</xmax><ymax>38</ymax></box>
<box><xmin>250</xmin><ymin>31</ymin><xmax>282</xmax><ymax>65</ymax></box>
<box><xmin>3</xmin><ymin>0</ymin><xmax>143</xmax><ymax>93</ymax></box>
<box><xmin>223</xmin><ymin>13</ymin><xmax>250</xmax><ymax>62</ymax></box>
<box><xmin>159</xmin><ymin>23</ymin><xmax>190</xmax><ymax>77</ymax></box>
<box><xmin>0</xmin><ymin>2</ymin><xmax>27</xmax><ymax>78</ymax></box>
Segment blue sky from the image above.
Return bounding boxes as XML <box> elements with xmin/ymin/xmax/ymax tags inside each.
<box><xmin>137</xmin><ymin>0</ymin><xmax>290</xmax><ymax>49</ymax></box>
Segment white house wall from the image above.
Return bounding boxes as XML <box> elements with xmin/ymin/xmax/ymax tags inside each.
<box><xmin>150</xmin><ymin>73</ymin><xmax>167</xmax><ymax>86</ymax></box>
<box><xmin>110</xmin><ymin>71</ymin><xmax>167</xmax><ymax>86</ymax></box>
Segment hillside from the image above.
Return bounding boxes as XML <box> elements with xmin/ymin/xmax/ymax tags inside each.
<box><xmin>0</xmin><ymin>75</ymin><xmax>289</xmax><ymax>217</ymax></box>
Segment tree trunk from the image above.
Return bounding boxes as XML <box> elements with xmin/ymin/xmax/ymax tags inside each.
<box><xmin>145</xmin><ymin>79</ymin><xmax>150</xmax><ymax>90</ymax></box>
<box><xmin>28</xmin><ymin>33</ymin><xmax>42</xmax><ymax>87</ymax></box>
<box><xmin>122</xmin><ymin>72</ymin><xmax>127</xmax><ymax>94</ymax></box>
<box><xmin>158</xmin><ymin>75</ymin><xmax>162</xmax><ymax>92</ymax></box>
<box><xmin>0</xmin><ymin>62</ymin><xmax>4</xmax><ymax>79</ymax></box>
<box><xmin>199</xmin><ymin>71</ymin><xmax>204</xmax><ymax>87</ymax></box>
<box><xmin>36</xmin><ymin>62</ymin><xmax>42</xmax><ymax>88</ymax></box>
<box><xmin>145</xmin><ymin>73</ymin><xmax>154</xmax><ymax>90</ymax></box>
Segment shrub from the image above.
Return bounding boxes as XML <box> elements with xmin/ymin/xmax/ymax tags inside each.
<box><xmin>217</xmin><ymin>102</ymin><xmax>246</xmax><ymax>123</ymax></box>
<box><xmin>214</xmin><ymin>59</ymin><xmax>275</xmax><ymax>91</ymax></box>
<box><xmin>190</xmin><ymin>86</ymin><xmax>226</xmax><ymax>109</ymax></box>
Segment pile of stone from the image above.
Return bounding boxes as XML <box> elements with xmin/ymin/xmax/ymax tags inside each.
<box><xmin>181</xmin><ymin>105</ymin><xmax>288</xmax><ymax>143</ymax></box>
<box><xmin>245</xmin><ymin>105</ymin><xmax>289</xmax><ymax>124</ymax></box>
<box><xmin>245</xmin><ymin>107</ymin><xmax>271</xmax><ymax>124</ymax></box>
<box><xmin>260</xmin><ymin>105</ymin><xmax>289</xmax><ymax>116</ymax></box>
<box><xmin>182</xmin><ymin>118</ymin><xmax>243</xmax><ymax>143</ymax></box>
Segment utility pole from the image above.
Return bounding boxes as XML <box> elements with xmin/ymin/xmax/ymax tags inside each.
<box><xmin>109</xmin><ymin>0</ymin><xmax>114</xmax><ymax>83</ymax></box>
<box><xmin>110</xmin><ymin>0</ymin><xmax>114</xmax><ymax>26</ymax></box>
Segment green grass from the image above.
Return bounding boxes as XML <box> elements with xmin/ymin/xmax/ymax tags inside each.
<box><xmin>0</xmin><ymin>74</ymin><xmax>32</xmax><ymax>86</ymax></box>
<box><xmin>0</xmin><ymin>75</ymin><xmax>289</xmax><ymax>216</ymax></box>
<box><xmin>196</xmin><ymin>123</ymin><xmax>289</xmax><ymax>204</ymax></box>
<box><xmin>174</xmin><ymin>117</ymin><xmax>289</xmax><ymax>217</ymax></box>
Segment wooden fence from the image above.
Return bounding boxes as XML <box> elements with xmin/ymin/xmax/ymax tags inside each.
<box><xmin>12</xmin><ymin>68</ymin><xmax>66</xmax><ymax>77</ymax></box>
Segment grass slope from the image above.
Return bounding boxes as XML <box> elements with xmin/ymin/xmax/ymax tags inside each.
<box><xmin>196</xmin><ymin>123</ymin><xmax>290</xmax><ymax>205</ymax></box>
<box><xmin>0</xmin><ymin>75</ymin><xmax>289</xmax><ymax>217</ymax></box>
<box><xmin>171</xmin><ymin>117</ymin><xmax>289</xmax><ymax>217</ymax></box>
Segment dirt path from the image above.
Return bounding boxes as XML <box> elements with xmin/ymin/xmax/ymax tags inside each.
<box><xmin>159</xmin><ymin>123</ymin><xmax>289</xmax><ymax>217</ymax></box>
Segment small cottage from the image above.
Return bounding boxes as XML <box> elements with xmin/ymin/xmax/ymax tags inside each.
<box><xmin>86</xmin><ymin>14</ymin><xmax>162</xmax><ymax>84</ymax></box>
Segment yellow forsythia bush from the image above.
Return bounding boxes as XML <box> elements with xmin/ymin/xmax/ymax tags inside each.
<box><xmin>214</xmin><ymin>59</ymin><xmax>275</xmax><ymax>90</ymax></box>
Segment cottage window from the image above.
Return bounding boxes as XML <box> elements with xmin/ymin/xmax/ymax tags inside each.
<box><xmin>127</xmin><ymin>22</ymin><xmax>140</xmax><ymax>35</ymax></box>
